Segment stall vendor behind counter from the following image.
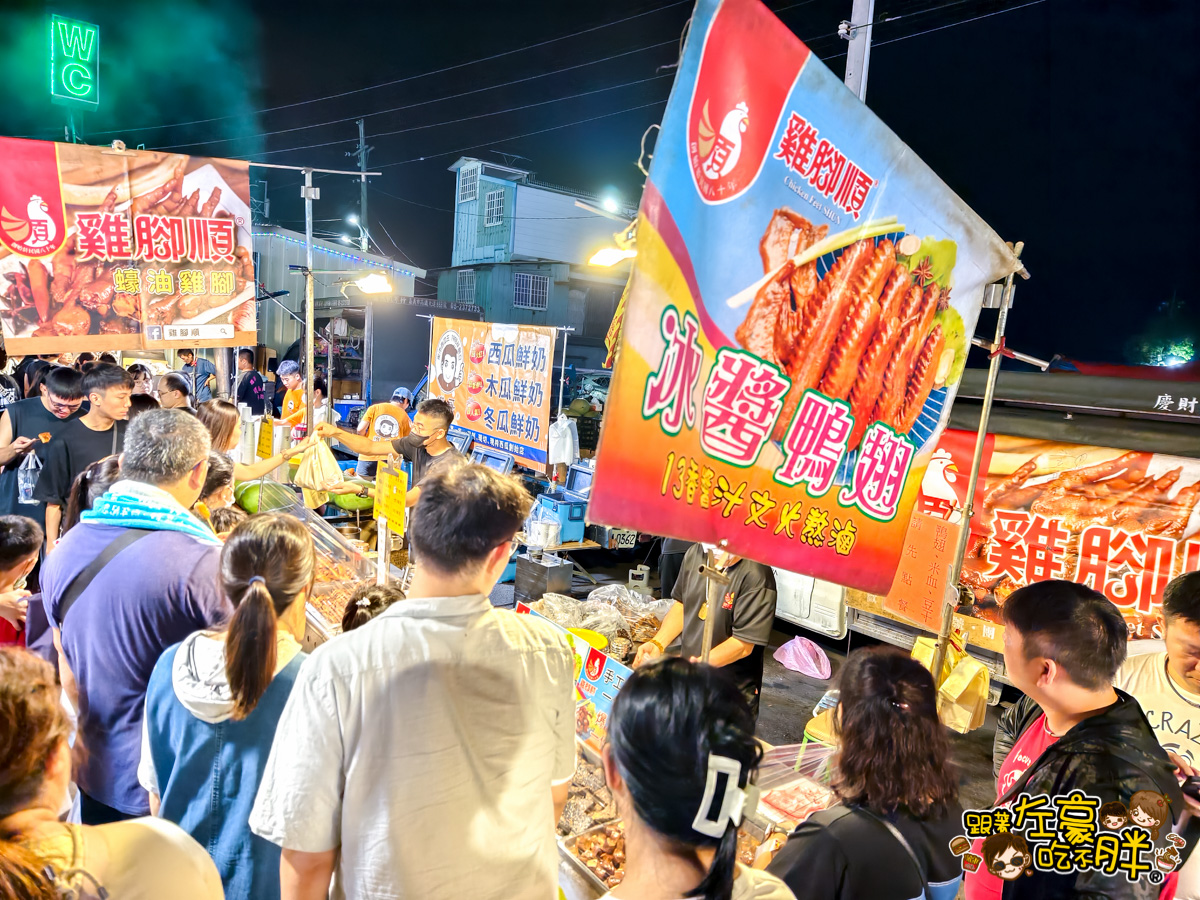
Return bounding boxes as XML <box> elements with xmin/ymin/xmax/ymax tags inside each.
<box><xmin>634</xmin><ymin>543</ymin><xmax>777</xmax><ymax>720</ymax></box>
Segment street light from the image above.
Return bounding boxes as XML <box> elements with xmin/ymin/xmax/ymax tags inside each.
<box><xmin>589</xmin><ymin>247</ymin><xmax>636</xmax><ymax>267</ymax></box>
<box><xmin>346</xmin><ymin>213</ymin><xmax>359</xmax><ymax>225</ymax></box>
<box><xmin>339</xmin><ymin>235</ymin><xmax>353</xmax><ymax>244</ymax></box>
<box><xmin>601</xmin><ymin>196</ymin><xmax>620</xmax><ymax>213</ymax></box>
<box><xmin>353</xmin><ymin>273</ymin><xmax>392</xmax><ymax>294</ymax></box>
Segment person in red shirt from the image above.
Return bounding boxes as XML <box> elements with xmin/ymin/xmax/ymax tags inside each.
<box><xmin>967</xmin><ymin>581</ymin><xmax>1186</xmax><ymax>900</ymax></box>
<box><xmin>0</xmin><ymin>515</ymin><xmax>44</xmax><ymax>646</ymax></box>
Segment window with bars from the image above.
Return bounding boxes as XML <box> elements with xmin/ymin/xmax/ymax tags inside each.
<box><xmin>513</xmin><ymin>272</ymin><xmax>549</xmax><ymax>310</ymax></box>
<box><xmin>457</xmin><ymin>269</ymin><xmax>476</xmax><ymax>303</ymax></box>
<box><xmin>484</xmin><ymin>190</ymin><xmax>504</xmax><ymax>226</ymax></box>
<box><xmin>458</xmin><ymin>166</ymin><xmax>479</xmax><ymax>203</ymax></box>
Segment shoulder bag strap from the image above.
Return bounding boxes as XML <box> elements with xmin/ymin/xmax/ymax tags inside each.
<box><xmin>856</xmin><ymin>807</ymin><xmax>929</xmax><ymax>892</ymax></box>
<box><xmin>55</xmin><ymin>528</ymin><xmax>154</xmax><ymax>628</ymax></box>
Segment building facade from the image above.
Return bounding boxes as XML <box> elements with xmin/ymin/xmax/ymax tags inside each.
<box><xmin>434</xmin><ymin>158</ymin><xmax>633</xmax><ymax>368</ymax></box>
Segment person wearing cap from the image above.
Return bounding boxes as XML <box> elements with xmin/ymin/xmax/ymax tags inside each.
<box><xmin>353</xmin><ymin>387</ymin><xmax>413</xmax><ymax>478</ymax></box>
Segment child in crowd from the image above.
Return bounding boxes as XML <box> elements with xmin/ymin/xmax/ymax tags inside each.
<box><xmin>0</xmin><ymin>515</ymin><xmax>43</xmax><ymax>646</ymax></box>
<box><xmin>340</xmin><ymin>583</ymin><xmax>405</xmax><ymax>633</ymax></box>
<box><xmin>209</xmin><ymin>505</ymin><xmax>248</xmax><ymax>537</ymax></box>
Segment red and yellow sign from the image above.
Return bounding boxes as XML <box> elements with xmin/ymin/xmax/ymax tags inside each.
<box><xmin>589</xmin><ymin>0</ymin><xmax>1021</xmax><ymax>594</ymax></box>
<box><xmin>0</xmin><ymin>137</ymin><xmax>255</xmax><ymax>353</ymax></box>
<box><xmin>427</xmin><ymin>317</ymin><xmax>554</xmax><ymax>468</ymax></box>
<box><xmin>913</xmin><ymin>430</ymin><xmax>1200</xmax><ymax>642</ymax></box>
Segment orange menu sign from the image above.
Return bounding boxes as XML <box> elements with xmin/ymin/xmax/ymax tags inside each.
<box><xmin>883</xmin><ymin>511</ymin><xmax>962</xmax><ymax>631</ymax></box>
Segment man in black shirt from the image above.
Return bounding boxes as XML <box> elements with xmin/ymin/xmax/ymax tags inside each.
<box><xmin>0</xmin><ymin>366</ymin><xmax>85</xmax><ymax>532</ymax></box>
<box><xmin>634</xmin><ymin>543</ymin><xmax>778</xmax><ymax>720</ymax></box>
<box><xmin>316</xmin><ymin>398</ymin><xmax>464</xmax><ymax>508</ymax></box>
<box><xmin>234</xmin><ymin>348</ymin><xmax>267</xmax><ymax>415</ymax></box>
<box><xmin>35</xmin><ymin>364</ymin><xmax>132</xmax><ymax>546</ymax></box>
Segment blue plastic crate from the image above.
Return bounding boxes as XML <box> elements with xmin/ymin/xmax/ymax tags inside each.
<box><xmin>538</xmin><ymin>491</ymin><xmax>587</xmax><ymax>544</ymax></box>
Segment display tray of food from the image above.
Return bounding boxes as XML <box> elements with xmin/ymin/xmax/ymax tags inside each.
<box><xmin>557</xmin><ymin>745</ymin><xmax>619</xmax><ymax>839</ymax></box>
<box><xmin>562</xmin><ymin>821</ymin><xmax>626</xmax><ymax>893</ymax></box>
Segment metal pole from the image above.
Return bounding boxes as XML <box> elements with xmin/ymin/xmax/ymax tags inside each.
<box><xmin>302</xmin><ymin>169</ymin><xmax>317</xmax><ymax>434</ymax></box>
<box><xmin>700</xmin><ymin>549</ymin><xmax>718</xmax><ymax>662</ymax></box>
<box><xmin>843</xmin><ymin>0</ymin><xmax>876</xmax><ymax>101</ymax></box>
<box><xmin>558</xmin><ymin>327</ymin><xmax>570</xmax><ymax>414</ymax></box>
<box><xmin>377</xmin><ymin>518</ymin><xmax>390</xmax><ymax>585</ymax></box>
<box><xmin>357</xmin><ymin>119</ymin><xmax>369</xmax><ymax>253</ymax></box>
<box><xmin>930</xmin><ymin>243</ymin><xmax>1024</xmax><ymax>680</ymax></box>
<box><xmin>363</xmin><ymin>303</ymin><xmax>375</xmax><ymax>405</ymax></box>
<box><xmin>326</xmin><ymin>322</ymin><xmax>335</xmax><ymax>403</ymax></box>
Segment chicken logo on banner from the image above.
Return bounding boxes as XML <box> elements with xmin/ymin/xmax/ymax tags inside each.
<box><xmin>1</xmin><ymin>196</ymin><xmax>57</xmax><ymax>252</ymax></box>
<box><xmin>0</xmin><ymin>138</ymin><xmax>68</xmax><ymax>259</ymax></box>
<box><xmin>698</xmin><ymin>101</ymin><xmax>749</xmax><ymax>182</ymax></box>
<box><xmin>686</xmin><ymin>0</ymin><xmax>807</xmax><ymax>203</ymax></box>
<box><xmin>920</xmin><ymin>448</ymin><xmax>965</xmax><ymax>524</ymax></box>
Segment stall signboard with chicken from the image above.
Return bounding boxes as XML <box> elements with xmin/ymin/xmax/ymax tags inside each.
<box><xmin>913</xmin><ymin>428</ymin><xmax>1200</xmax><ymax>641</ymax></box>
<box><xmin>0</xmin><ymin>138</ymin><xmax>256</xmax><ymax>353</ymax></box>
<box><xmin>589</xmin><ymin>0</ymin><xmax>1022</xmax><ymax>594</ymax></box>
<box><xmin>427</xmin><ymin>317</ymin><xmax>554</xmax><ymax>468</ymax></box>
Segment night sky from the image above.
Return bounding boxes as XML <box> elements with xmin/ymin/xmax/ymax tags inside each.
<box><xmin>2</xmin><ymin>0</ymin><xmax>1196</xmax><ymax>364</ymax></box>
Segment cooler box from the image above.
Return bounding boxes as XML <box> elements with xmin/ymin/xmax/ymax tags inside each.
<box><xmin>772</xmin><ymin>569</ymin><xmax>847</xmax><ymax>639</ymax></box>
<box><xmin>538</xmin><ymin>491</ymin><xmax>586</xmax><ymax>544</ymax></box>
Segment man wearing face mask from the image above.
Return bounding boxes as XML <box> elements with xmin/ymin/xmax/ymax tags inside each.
<box><xmin>633</xmin><ymin>542</ymin><xmax>777</xmax><ymax>721</ymax></box>
<box><xmin>316</xmin><ymin>398</ymin><xmax>463</xmax><ymax>509</ymax></box>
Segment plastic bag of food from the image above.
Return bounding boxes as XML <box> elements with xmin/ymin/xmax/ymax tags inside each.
<box><xmin>587</xmin><ymin>584</ymin><xmax>673</xmax><ymax>640</ymax></box>
<box><xmin>579</xmin><ymin>600</ymin><xmax>631</xmax><ymax>646</ymax></box>
<box><xmin>534</xmin><ymin>592</ymin><xmax>581</xmax><ymax>628</ymax></box>
<box><xmin>17</xmin><ymin>451</ymin><xmax>42</xmax><ymax>505</ymax></box>
<box><xmin>293</xmin><ymin>440</ymin><xmax>344</xmax><ymax>508</ymax></box>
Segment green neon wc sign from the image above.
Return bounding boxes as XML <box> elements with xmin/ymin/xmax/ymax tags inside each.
<box><xmin>49</xmin><ymin>14</ymin><xmax>100</xmax><ymax>108</ymax></box>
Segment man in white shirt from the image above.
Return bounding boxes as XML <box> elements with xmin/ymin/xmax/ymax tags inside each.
<box><xmin>1115</xmin><ymin>572</ymin><xmax>1200</xmax><ymax>767</ymax></box>
<box><xmin>249</xmin><ymin>463</ymin><xmax>576</xmax><ymax>900</ymax></box>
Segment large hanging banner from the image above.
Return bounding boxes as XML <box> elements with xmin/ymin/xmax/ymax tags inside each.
<box><xmin>0</xmin><ymin>137</ymin><xmax>255</xmax><ymax>353</ymax></box>
<box><xmin>914</xmin><ymin>429</ymin><xmax>1200</xmax><ymax>641</ymax></box>
<box><xmin>589</xmin><ymin>0</ymin><xmax>1022</xmax><ymax>594</ymax></box>
<box><xmin>427</xmin><ymin>317</ymin><xmax>553</xmax><ymax>467</ymax></box>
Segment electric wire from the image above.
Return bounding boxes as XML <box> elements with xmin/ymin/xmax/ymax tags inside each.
<box><xmin>80</xmin><ymin>0</ymin><xmax>694</xmax><ymax>137</ymax></box>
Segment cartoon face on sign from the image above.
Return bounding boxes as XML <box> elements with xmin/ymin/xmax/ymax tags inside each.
<box><xmin>435</xmin><ymin>331</ymin><xmax>464</xmax><ymax>393</ymax></box>
<box><xmin>1099</xmin><ymin>801</ymin><xmax>1128</xmax><ymax>831</ymax></box>
<box><xmin>982</xmin><ymin>832</ymin><xmax>1031</xmax><ymax>881</ymax></box>
<box><xmin>1129</xmin><ymin>791</ymin><xmax>1169</xmax><ymax>840</ymax></box>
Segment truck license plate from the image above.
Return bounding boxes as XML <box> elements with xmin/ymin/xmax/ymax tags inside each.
<box><xmin>615</xmin><ymin>530</ymin><xmax>636</xmax><ymax>549</ymax></box>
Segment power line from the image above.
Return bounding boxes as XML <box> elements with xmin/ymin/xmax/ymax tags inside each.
<box><xmin>152</xmin><ymin>39</ymin><xmax>678</xmax><ymax>152</ymax></box>
<box><xmin>80</xmin><ymin>0</ymin><xmax>693</xmax><ymax>138</ymax></box>
<box><xmin>176</xmin><ymin>73</ymin><xmax>673</xmax><ymax>159</ymax></box>
<box><xmin>372</xmin><ymin>100</ymin><xmax>669</xmax><ymax>170</ymax></box>
<box><xmin>871</xmin><ymin>0</ymin><xmax>1048</xmax><ymax>47</ymax></box>
<box><xmin>372</xmin><ymin>187</ymin><xmax>625</xmax><ymax>220</ymax></box>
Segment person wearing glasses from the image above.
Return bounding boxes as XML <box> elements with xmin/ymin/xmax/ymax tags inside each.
<box><xmin>35</xmin><ymin>365</ymin><xmax>133</xmax><ymax>548</ymax></box>
<box><xmin>316</xmin><ymin>398</ymin><xmax>461</xmax><ymax>509</ymax></box>
<box><xmin>0</xmin><ymin>366</ymin><xmax>86</xmax><ymax>539</ymax></box>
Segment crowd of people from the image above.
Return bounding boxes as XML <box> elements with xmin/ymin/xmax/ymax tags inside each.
<box><xmin>1</xmin><ymin>351</ymin><xmax>1200</xmax><ymax>899</ymax></box>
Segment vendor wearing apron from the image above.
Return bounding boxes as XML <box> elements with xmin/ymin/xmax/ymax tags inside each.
<box><xmin>633</xmin><ymin>542</ymin><xmax>777</xmax><ymax>721</ymax></box>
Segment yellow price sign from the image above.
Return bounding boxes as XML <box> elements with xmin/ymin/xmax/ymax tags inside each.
<box><xmin>374</xmin><ymin>463</ymin><xmax>407</xmax><ymax>536</ymax></box>
<box><xmin>257</xmin><ymin>416</ymin><xmax>275</xmax><ymax>459</ymax></box>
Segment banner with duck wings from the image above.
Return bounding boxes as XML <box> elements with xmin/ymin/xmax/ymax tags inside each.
<box><xmin>0</xmin><ymin>137</ymin><xmax>255</xmax><ymax>352</ymax></box>
<box><xmin>590</xmin><ymin>0</ymin><xmax>1021</xmax><ymax>593</ymax></box>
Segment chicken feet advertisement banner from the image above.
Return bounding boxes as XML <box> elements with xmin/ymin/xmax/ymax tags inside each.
<box><xmin>427</xmin><ymin>317</ymin><xmax>554</xmax><ymax>468</ymax></box>
<box><xmin>910</xmin><ymin>429</ymin><xmax>1200</xmax><ymax>642</ymax></box>
<box><xmin>0</xmin><ymin>137</ymin><xmax>256</xmax><ymax>353</ymax></box>
<box><xmin>589</xmin><ymin>0</ymin><xmax>1022</xmax><ymax>593</ymax></box>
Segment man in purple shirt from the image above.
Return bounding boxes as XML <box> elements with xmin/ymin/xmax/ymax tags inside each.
<box><xmin>42</xmin><ymin>409</ymin><xmax>229</xmax><ymax>824</ymax></box>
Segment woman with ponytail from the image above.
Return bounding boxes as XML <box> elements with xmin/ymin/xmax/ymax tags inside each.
<box><xmin>767</xmin><ymin>647</ymin><xmax>963</xmax><ymax>900</ymax></box>
<box><xmin>139</xmin><ymin>513</ymin><xmax>315</xmax><ymax>900</ymax></box>
<box><xmin>0</xmin><ymin>647</ymin><xmax>221</xmax><ymax>899</ymax></box>
<box><xmin>603</xmin><ymin>657</ymin><xmax>795</xmax><ymax>900</ymax></box>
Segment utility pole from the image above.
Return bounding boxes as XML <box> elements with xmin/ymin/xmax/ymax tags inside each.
<box><xmin>842</xmin><ymin>0</ymin><xmax>876</xmax><ymax>101</ymax></box>
<box><xmin>353</xmin><ymin>119</ymin><xmax>372</xmax><ymax>252</ymax></box>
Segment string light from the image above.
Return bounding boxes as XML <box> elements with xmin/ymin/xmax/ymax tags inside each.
<box><xmin>251</xmin><ymin>232</ymin><xmax>420</xmax><ymax>278</ymax></box>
